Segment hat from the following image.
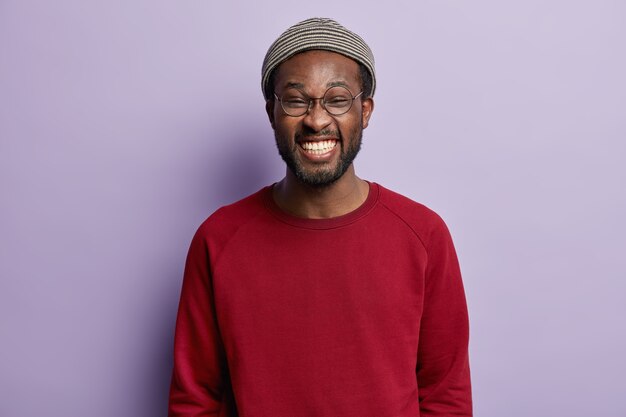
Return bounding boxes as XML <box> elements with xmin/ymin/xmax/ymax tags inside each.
<box><xmin>261</xmin><ymin>17</ymin><xmax>376</xmax><ymax>99</ymax></box>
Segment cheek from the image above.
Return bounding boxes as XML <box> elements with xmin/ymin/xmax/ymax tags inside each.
<box><xmin>342</xmin><ymin>115</ymin><xmax>363</xmax><ymax>137</ymax></box>
<box><xmin>274</xmin><ymin>117</ymin><xmax>299</xmax><ymax>137</ymax></box>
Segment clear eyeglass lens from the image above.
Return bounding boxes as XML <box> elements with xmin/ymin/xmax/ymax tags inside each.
<box><xmin>323</xmin><ymin>87</ymin><xmax>353</xmax><ymax>115</ymax></box>
<box><xmin>281</xmin><ymin>90</ymin><xmax>309</xmax><ymax>116</ymax></box>
<box><xmin>279</xmin><ymin>86</ymin><xmax>355</xmax><ymax>116</ymax></box>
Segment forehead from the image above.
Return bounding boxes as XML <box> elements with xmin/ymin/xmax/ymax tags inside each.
<box><xmin>274</xmin><ymin>50</ymin><xmax>360</xmax><ymax>92</ymax></box>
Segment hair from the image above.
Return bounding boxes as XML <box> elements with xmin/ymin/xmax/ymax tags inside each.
<box><xmin>358</xmin><ymin>62</ymin><xmax>373</xmax><ymax>99</ymax></box>
<box><xmin>265</xmin><ymin>60</ymin><xmax>374</xmax><ymax>101</ymax></box>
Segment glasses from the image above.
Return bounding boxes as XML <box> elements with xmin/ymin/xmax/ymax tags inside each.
<box><xmin>274</xmin><ymin>86</ymin><xmax>363</xmax><ymax>117</ymax></box>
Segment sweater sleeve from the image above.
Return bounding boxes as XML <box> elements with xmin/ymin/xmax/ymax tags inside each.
<box><xmin>168</xmin><ymin>227</ymin><xmax>231</xmax><ymax>416</ymax></box>
<box><xmin>416</xmin><ymin>218</ymin><xmax>472</xmax><ymax>416</ymax></box>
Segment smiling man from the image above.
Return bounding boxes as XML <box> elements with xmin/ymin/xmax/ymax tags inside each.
<box><xmin>169</xmin><ymin>18</ymin><xmax>472</xmax><ymax>417</ymax></box>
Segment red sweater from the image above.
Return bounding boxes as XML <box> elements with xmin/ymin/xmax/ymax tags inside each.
<box><xmin>169</xmin><ymin>182</ymin><xmax>472</xmax><ymax>416</ymax></box>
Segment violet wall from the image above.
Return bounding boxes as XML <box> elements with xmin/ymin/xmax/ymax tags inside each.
<box><xmin>1</xmin><ymin>1</ymin><xmax>624</xmax><ymax>416</ymax></box>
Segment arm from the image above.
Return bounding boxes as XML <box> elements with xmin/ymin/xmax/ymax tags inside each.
<box><xmin>168</xmin><ymin>228</ymin><xmax>231</xmax><ymax>416</ymax></box>
<box><xmin>416</xmin><ymin>219</ymin><xmax>472</xmax><ymax>416</ymax></box>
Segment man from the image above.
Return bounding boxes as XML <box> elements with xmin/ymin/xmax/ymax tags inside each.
<box><xmin>169</xmin><ymin>17</ymin><xmax>472</xmax><ymax>417</ymax></box>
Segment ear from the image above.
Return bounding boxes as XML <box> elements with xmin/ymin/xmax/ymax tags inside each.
<box><xmin>360</xmin><ymin>97</ymin><xmax>374</xmax><ymax>129</ymax></box>
<box><xmin>266</xmin><ymin>99</ymin><xmax>276</xmax><ymax>130</ymax></box>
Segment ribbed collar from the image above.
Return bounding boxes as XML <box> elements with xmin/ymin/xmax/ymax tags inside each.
<box><xmin>262</xmin><ymin>181</ymin><xmax>380</xmax><ymax>230</ymax></box>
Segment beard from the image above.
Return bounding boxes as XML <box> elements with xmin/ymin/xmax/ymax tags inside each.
<box><xmin>274</xmin><ymin>126</ymin><xmax>363</xmax><ymax>188</ymax></box>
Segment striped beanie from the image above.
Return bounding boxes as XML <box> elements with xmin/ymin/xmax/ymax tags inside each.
<box><xmin>261</xmin><ymin>17</ymin><xmax>376</xmax><ymax>99</ymax></box>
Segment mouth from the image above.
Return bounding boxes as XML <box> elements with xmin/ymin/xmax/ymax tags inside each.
<box><xmin>298</xmin><ymin>139</ymin><xmax>338</xmax><ymax>156</ymax></box>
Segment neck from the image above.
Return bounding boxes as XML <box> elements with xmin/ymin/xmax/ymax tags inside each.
<box><xmin>272</xmin><ymin>165</ymin><xmax>369</xmax><ymax>219</ymax></box>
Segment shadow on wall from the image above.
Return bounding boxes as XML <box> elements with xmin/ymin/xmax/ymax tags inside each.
<box><xmin>144</xmin><ymin>261</ymin><xmax>182</xmax><ymax>417</ymax></box>
<box><xmin>144</xmin><ymin>119</ymin><xmax>279</xmax><ymax>416</ymax></box>
<box><xmin>201</xmin><ymin>122</ymin><xmax>281</xmax><ymax>210</ymax></box>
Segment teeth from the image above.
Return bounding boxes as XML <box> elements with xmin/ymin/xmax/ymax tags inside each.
<box><xmin>301</xmin><ymin>140</ymin><xmax>337</xmax><ymax>154</ymax></box>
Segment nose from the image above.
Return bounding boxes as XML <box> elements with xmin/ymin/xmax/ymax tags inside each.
<box><xmin>302</xmin><ymin>98</ymin><xmax>332</xmax><ymax>132</ymax></box>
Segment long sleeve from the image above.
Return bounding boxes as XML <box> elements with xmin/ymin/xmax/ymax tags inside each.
<box><xmin>168</xmin><ymin>228</ymin><xmax>233</xmax><ymax>417</ymax></box>
<box><xmin>416</xmin><ymin>219</ymin><xmax>472</xmax><ymax>416</ymax></box>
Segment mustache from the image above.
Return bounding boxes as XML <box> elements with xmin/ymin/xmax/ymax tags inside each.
<box><xmin>296</xmin><ymin>129</ymin><xmax>341</xmax><ymax>139</ymax></box>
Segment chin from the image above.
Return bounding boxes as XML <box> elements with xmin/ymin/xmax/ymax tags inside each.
<box><xmin>275</xmin><ymin>129</ymin><xmax>363</xmax><ymax>187</ymax></box>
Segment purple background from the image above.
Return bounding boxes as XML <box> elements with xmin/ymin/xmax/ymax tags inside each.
<box><xmin>1</xmin><ymin>1</ymin><xmax>625</xmax><ymax>416</ymax></box>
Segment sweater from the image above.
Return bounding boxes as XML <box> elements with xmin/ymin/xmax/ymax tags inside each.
<box><xmin>168</xmin><ymin>182</ymin><xmax>472</xmax><ymax>417</ymax></box>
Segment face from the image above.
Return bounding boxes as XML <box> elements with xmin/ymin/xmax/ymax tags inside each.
<box><xmin>266</xmin><ymin>50</ymin><xmax>374</xmax><ymax>187</ymax></box>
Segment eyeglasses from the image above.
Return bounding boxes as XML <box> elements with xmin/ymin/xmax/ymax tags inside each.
<box><xmin>273</xmin><ymin>86</ymin><xmax>363</xmax><ymax>117</ymax></box>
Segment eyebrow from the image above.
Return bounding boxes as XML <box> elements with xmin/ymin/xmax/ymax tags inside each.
<box><xmin>281</xmin><ymin>80</ymin><xmax>352</xmax><ymax>91</ymax></box>
<box><xmin>327</xmin><ymin>80</ymin><xmax>350</xmax><ymax>88</ymax></box>
<box><xmin>284</xmin><ymin>82</ymin><xmax>305</xmax><ymax>89</ymax></box>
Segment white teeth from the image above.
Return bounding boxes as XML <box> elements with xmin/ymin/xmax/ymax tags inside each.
<box><xmin>300</xmin><ymin>140</ymin><xmax>337</xmax><ymax>154</ymax></box>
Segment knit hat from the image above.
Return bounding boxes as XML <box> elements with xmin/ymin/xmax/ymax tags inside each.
<box><xmin>261</xmin><ymin>17</ymin><xmax>376</xmax><ymax>99</ymax></box>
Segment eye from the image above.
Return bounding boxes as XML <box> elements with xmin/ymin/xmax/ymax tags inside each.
<box><xmin>283</xmin><ymin>97</ymin><xmax>309</xmax><ymax>108</ymax></box>
<box><xmin>325</xmin><ymin>96</ymin><xmax>351</xmax><ymax>108</ymax></box>
<box><xmin>280</xmin><ymin>88</ymin><xmax>309</xmax><ymax>108</ymax></box>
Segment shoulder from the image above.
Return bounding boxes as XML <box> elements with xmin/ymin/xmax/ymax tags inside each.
<box><xmin>194</xmin><ymin>186</ymin><xmax>270</xmax><ymax>247</ymax></box>
<box><xmin>374</xmin><ymin>183</ymin><xmax>453</xmax><ymax>250</ymax></box>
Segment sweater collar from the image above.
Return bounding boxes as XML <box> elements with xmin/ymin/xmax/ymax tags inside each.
<box><xmin>263</xmin><ymin>181</ymin><xmax>379</xmax><ymax>230</ymax></box>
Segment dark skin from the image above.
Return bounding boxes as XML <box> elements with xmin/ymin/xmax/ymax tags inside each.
<box><xmin>266</xmin><ymin>50</ymin><xmax>375</xmax><ymax>219</ymax></box>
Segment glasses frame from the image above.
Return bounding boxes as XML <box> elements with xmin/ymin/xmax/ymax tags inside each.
<box><xmin>273</xmin><ymin>86</ymin><xmax>364</xmax><ymax>117</ymax></box>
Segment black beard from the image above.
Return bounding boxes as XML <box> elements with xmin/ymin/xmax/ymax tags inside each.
<box><xmin>274</xmin><ymin>127</ymin><xmax>363</xmax><ymax>188</ymax></box>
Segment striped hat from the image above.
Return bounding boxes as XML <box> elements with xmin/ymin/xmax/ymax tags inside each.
<box><xmin>261</xmin><ymin>17</ymin><xmax>376</xmax><ymax>99</ymax></box>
